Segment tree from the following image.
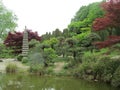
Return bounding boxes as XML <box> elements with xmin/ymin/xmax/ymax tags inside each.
<box><xmin>42</xmin><ymin>37</ymin><xmax>58</xmax><ymax>49</ymax></box>
<box><xmin>93</xmin><ymin>0</ymin><xmax>120</xmax><ymax>32</ymax></box>
<box><xmin>0</xmin><ymin>1</ymin><xmax>17</xmax><ymax>40</ymax></box>
<box><xmin>93</xmin><ymin>0</ymin><xmax>120</xmax><ymax>48</ymax></box>
<box><xmin>55</xmin><ymin>36</ymin><xmax>67</xmax><ymax>57</ymax></box>
<box><xmin>42</xmin><ymin>48</ymin><xmax>57</xmax><ymax>67</ymax></box>
<box><xmin>41</xmin><ymin>32</ymin><xmax>52</xmax><ymax>41</ymax></box>
<box><xmin>62</xmin><ymin>28</ymin><xmax>70</xmax><ymax>38</ymax></box>
<box><xmin>52</xmin><ymin>28</ymin><xmax>62</xmax><ymax>37</ymax></box>
<box><xmin>4</xmin><ymin>30</ymin><xmax>41</xmax><ymax>54</ymax></box>
<box><xmin>69</xmin><ymin>2</ymin><xmax>104</xmax><ymax>35</ymax></box>
<box><xmin>66</xmin><ymin>38</ymin><xmax>79</xmax><ymax>60</ymax></box>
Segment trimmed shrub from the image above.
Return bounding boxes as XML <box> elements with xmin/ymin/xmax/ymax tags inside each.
<box><xmin>22</xmin><ymin>57</ymin><xmax>28</xmax><ymax>63</ymax></box>
<box><xmin>17</xmin><ymin>54</ymin><xmax>23</xmax><ymax>61</ymax></box>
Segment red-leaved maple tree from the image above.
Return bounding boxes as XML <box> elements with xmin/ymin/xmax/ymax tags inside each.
<box><xmin>93</xmin><ymin>0</ymin><xmax>120</xmax><ymax>48</ymax></box>
<box><xmin>4</xmin><ymin>30</ymin><xmax>41</xmax><ymax>54</ymax></box>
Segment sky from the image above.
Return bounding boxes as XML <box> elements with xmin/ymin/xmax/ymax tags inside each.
<box><xmin>2</xmin><ymin>0</ymin><xmax>102</xmax><ymax>35</ymax></box>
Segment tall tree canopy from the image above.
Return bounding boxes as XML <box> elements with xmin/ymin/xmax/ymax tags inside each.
<box><xmin>93</xmin><ymin>0</ymin><xmax>120</xmax><ymax>32</ymax></box>
<box><xmin>69</xmin><ymin>2</ymin><xmax>104</xmax><ymax>34</ymax></box>
<box><xmin>0</xmin><ymin>1</ymin><xmax>17</xmax><ymax>40</ymax></box>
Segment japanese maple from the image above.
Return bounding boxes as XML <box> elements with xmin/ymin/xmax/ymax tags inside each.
<box><xmin>93</xmin><ymin>0</ymin><xmax>120</xmax><ymax>48</ymax></box>
<box><xmin>4</xmin><ymin>30</ymin><xmax>41</xmax><ymax>54</ymax></box>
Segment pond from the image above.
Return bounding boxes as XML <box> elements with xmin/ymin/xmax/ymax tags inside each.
<box><xmin>0</xmin><ymin>74</ymin><xmax>119</xmax><ymax>90</ymax></box>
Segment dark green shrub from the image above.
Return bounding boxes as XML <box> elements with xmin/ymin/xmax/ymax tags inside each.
<box><xmin>93</xmin><ymin>55</ymin><xmax>120</xmax><ymax>82</ymax></box>
<box><xmin>111</xmin><ymin>66</ymin><xmax>120</xmax><ymax>87</ymax></box>
<box><xmin>22</xmin><ymin>57</ymin><xmax>28</xmax><ymax>63</ymax></box>
<box><xmin>73</xmin><ymin>63</ymin><xmax>93</xmax><ymax>78</ymax></box>
<box><xmin>93</xmin><ymin>56</ymin><xmax>111</xmax><ymax>80</ymax></box>
<box><xmin>17</xmin><ymin>54</ymin><xmax>23</xmax><ymax>61</ymax></box>
<box><xmin>103</xmin><ymin>57</ymin><xmax>120</xmax><ymax>82</ymax></box>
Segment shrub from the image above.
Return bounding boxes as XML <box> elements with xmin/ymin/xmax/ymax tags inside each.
<box><xmin>63</xmin><ymin>60</ymin><xmax>75</xmax><ymax>69</ymax></box>
<box><xmin>17</xmin><ymin>54</ymin><xmax>23</xmax><ymax>61</ymax></box>
<box><xmin>29</xmin><ymin>64</ymin><xmax>44</xmax><ymax>75</ymax></box>
<box><xmin>6</xmin><ymin>63</ymin><xmax>18</xmax><ymax>73</ymax></box>
<box><xmin>22</xmin><ymin>57</ymin><xmax>28</xmax><ymax>63</ymax></box>
<box><xmin>0</xmin><ymin>44</ymin><xmax>14</xmax><ymax>58</ymax></box>
<box><xmin>45</xmin><ymin>67</ymin><xmax>53</xmax><ymax>74</ymax></box>
<box><xmin>72</xmin><ymin>63</ymin><xmax>93</xmax><ymax>78</ymax></box>
<box><xmin>28</xmin><ymin>52</ymin><xmax>44</xmax><ymax>65</ymax></box>
<box><xmin>111</xmin><ymin>66</ymin><xmax>120</xmax><ymax>87</ymax></box>
<box><xmin>43</xmin><ymin>48</ymin><xmax>57</xmax><ymax>66</ymax></box>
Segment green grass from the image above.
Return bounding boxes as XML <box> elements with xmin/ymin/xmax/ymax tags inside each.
<box><xmin>6</xmin><ymin>63</ymin><xmax>18</xmax><ymax>73</ymax></box>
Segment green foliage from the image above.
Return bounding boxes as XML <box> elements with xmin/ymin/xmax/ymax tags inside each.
<box><xmin>17</xmin><ymin>54</ymin><xmax>23</xmax><ymax>61</ymax></box>
<box><xmin>6</xmin><ymin>63</ymin><xmax>18</xmax><ymax>73</ymax></box>
<box><xmin>71</xmin><ymin>6</ymin><xmax>88</xmax><ymax>22</ymax></box>
<box><xmin>72</xmin><ymin>50</ymin><xmax>120</xmax><ymax>86</ymax></box>
<box><xmin>62</xmin><ymin>28</ymin><xmax>71</xmax><ymax>38</ymax></box>
<box><xmin>41</xmin><ymin>32</ymin><xmax>52</xmax><ymax>41</ymax></box>
<box><xmin>113</xmin><ymin>43</ymin><xmax>120</xmax><ymax>49</ymax></box>
<box><xmin>72</xmin><ymin>2</ymin><xmax>104</xmax><ymax>22</ymax></box>
<box><xmin>43</xmin><ymin>48</ymin><xmax>57</xmax><ymax>66</ymax></box>
<box><xmin>28</xmin><ymin>52</ymin><xmax>44</xmax><ymax>65</ymax></box>
<box><xmin>73</xmin><ymin>30</ymin><xmax>90</xmax><ymax>40</ymax></box>
<box><xmin>45</xmin><ymin>67</ymin><xmax>53</xmax><ymax>74</ymax></box>
<box><xmin>52</xmin><ymin>28</ymin><xmax>62</xmax><ymax>37</ymax></box>
<box><xmin>29</xmin><ymin>64</ymin><xmax>44</xmax><ymax>75</ymax></box>
<box><xmin>69</xmin><ymin>2</ymin><xmax>104</xmax><ymax>35</ymax></box>
<box><xmin>43</xmin><ymin>37</ymin><xmax>58</xmax><ymax>49</ymax></box>
<box><xmin>83</xmin><ymin>48</ymin><xmax>109</xmax><ymax>57</ymax></box>
<box><xmin>112</xmin><ymin>66</ymin><xmax>120</xmax><ymax>87</ymax></box>
<box><xmin>29</xmin><ymin>39</ymin><xmax>40</xmax><ymax>48</ymax></box>
<box><xmin>0</xmin><ymin>43</ymin><xmax>14</xmax><ymax>58</ymax></box>
<box><xmin>0</xmin><ymin>1</ymin><xmax>17</xmax><ymax>40</ymax></box>
<box><xmin>22</xmin><ymin>57</ymin><xmax>28</xmax><ymax>63</ymax></box>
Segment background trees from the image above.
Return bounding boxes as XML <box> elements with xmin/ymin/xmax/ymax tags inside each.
<box><xmin>93</xmin><ymin>0</ymin><xmax>120</xmax><ymax>48</ymax></box>
<box><xmin>0</xmin><ymin>1</ymin><xmax>17</xmax><ymax>41</ymax></box>
<box><xmin>69</xmin><ymin>2</ymin><xmax>104</xmax><ymax>36</ymax></box>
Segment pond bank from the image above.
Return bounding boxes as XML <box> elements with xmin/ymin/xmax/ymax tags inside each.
<box><xmin>0</xmin><ymin>58</ymin><xmax>29</xmax><ymax>73</ymax></box>
<box><xmin>0</xmin><ymin>73</ymin><xmax>119</xmax><ymax>90</ymax></box>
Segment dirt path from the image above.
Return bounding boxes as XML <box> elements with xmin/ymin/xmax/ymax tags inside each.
<box><xmin>0</xmin><ymin>59</ymin><xmax>29</xmax><ymax>73</ymax></box>
<box><xmin>54</xmin><ymin>62</ymin><xmax>65</xmax><ymax>73</ymax></box>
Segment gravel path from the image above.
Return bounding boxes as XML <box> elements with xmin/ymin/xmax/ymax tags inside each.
<box><xmin>54</xmin><ymin>62</ymin><xmax>65</xmax><ymax>73</ymax></box>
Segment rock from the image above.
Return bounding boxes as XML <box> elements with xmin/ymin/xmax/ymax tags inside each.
<box><xmin>94</xmin><ymin>79</ymin><xmax>98</xmax><ymax>82</ymax></box>
<box><xmin>88</xmin><ymin>75</ymin><xmax>94</xmax><ymax>80</ymax></box>
<box><xmin>83</xmin><ymin>75</ymin><xmax>94</xmax><ymax>80</ymax></box>
<box><xmin>86</xmin><ymin>69</ymin><xmax>92</xmax><ymax>74</ymax></box>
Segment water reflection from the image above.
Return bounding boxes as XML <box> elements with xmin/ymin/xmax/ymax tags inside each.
<box><xmin>0</xmin><ymin>74</ymin><xmax>119</xmax><ymax>90</ymax></box>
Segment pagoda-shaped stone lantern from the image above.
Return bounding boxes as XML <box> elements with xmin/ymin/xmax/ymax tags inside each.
<box><xmin>22</xmin><ymin>26</ymin><xmax>29</xmax><ymax>56</ymax></box>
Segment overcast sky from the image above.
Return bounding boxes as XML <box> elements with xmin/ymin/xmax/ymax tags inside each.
<box><xmin>2</xmin><ymin>0</ymin><xmax>102</xmax><ymax>35</ymax></box>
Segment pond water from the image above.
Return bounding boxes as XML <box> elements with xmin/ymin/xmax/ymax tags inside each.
<box><xmin>0</xmin><ymin>74</ymin><xmax>119</xmax><ymax>90</ymax></box>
